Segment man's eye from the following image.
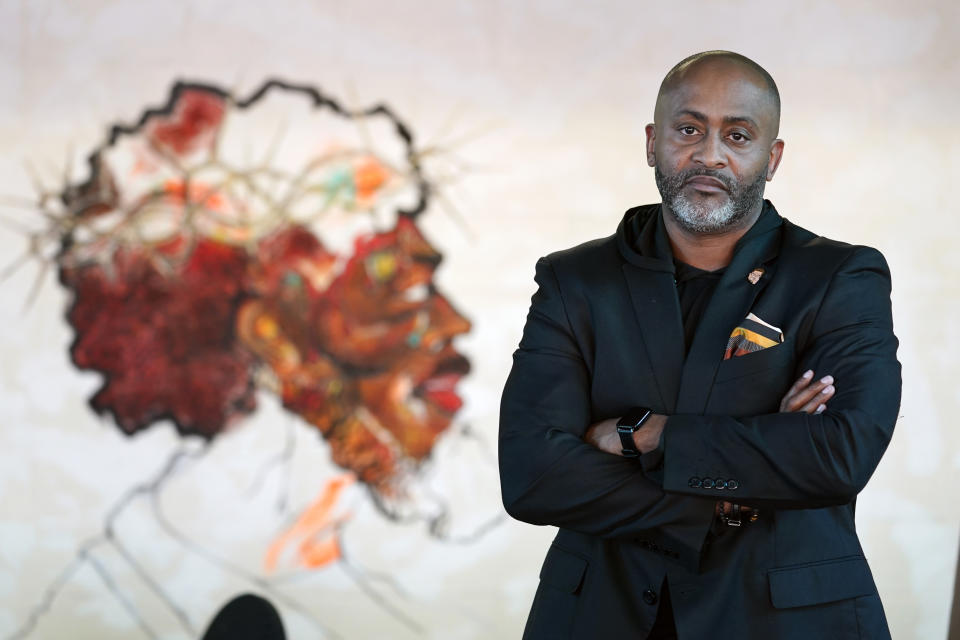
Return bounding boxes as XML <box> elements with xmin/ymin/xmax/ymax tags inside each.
<box><xmin>729</xmin><ymin>132</ymin><xmax>749</xmax><ymax>143</ymax></box>
<box><xmin>680</xmin><ymin>126</ymin><xmax>698</xmax><ymax>135</ymax></box>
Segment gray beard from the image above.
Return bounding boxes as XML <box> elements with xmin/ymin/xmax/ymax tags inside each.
<box><xmin>654</xmin><ymin>165</ymin><xmax>767</xmax><ymax>233</ymax></box>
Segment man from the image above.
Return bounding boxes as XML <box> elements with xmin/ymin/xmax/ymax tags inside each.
<box><xmin>498</xmin><ymin>51</ymin><xmax>901</xmax><ymax>639</ymax></box>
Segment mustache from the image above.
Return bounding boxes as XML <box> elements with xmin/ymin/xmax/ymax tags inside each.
<box><xmin>677</xmin><ymin>168</ymin><xmax>733</xmax><ymax>191</ymax></box>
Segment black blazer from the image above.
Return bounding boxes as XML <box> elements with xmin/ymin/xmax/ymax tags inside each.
<box><xmin>499</xmin><ymin>201</ymin><xmax>901</xmax><ymax>640</ymax></box>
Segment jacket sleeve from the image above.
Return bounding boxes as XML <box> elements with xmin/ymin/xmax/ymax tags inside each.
<box><xmin>499</xmin><ymin>256</ymin><xmax>714</xmax><ymax>566</ymax></box>
<box><xmin>660</xmin><ymin>246</ymin><xmax>902</xmax><ymax>509</ymax></box>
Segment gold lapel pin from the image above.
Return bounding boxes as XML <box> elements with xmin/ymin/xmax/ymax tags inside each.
<box><xmin>747</xmin><ymin>268</ymin><xmax>764</xmax><ymax>285</ymax></box>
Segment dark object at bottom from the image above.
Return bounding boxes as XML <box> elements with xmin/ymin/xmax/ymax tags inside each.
<box><xmin>201</xmin><ymin>593</ymin><xmax>286</xmax><ymax>640</ymax></box>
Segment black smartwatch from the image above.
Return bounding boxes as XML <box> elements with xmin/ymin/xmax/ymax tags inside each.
<box><xmin>616</xmin><ymin>407</ymin><xmax>654</xmax><ymax>458</ymax></box>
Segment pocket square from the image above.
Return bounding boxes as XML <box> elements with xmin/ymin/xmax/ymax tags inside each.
<box><xmin>724</xmin><ymin>312</ymin><xmax>784</xmax><ymax>360</ymax></box>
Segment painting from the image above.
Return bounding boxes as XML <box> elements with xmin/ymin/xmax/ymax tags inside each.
<box><xmin>5</xmin><ymin>80</ymin><xmax>499</xmax><ymax>639</ymax></box>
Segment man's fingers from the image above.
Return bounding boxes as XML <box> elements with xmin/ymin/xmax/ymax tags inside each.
<box><xmin>786</xmin><ymin>369</ymin><xmax>814</xmax><ymax>397</ymax></box>
<box><xmin>792</xmin><ymin>374</ymin><xmax>833</xmax><ymax>412</ymax></box>
<box><xmin>781</xmin><ymin>373</ymin><xmax>835</xmax><ymax>413</ymax></box>
<box><xmin>796</xmin><ymin>383</ymin><xmax>834</xmax><ymax>414</ymax></box>
<box><xmin>779</xmin><ymin>369</ymin><xmax>814</xmax><ymax>411</ymax></box>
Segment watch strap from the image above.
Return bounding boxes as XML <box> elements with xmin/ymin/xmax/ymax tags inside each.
<box><xmin>616</xmin><ymin>407</ymin><xmax>653</xmax><ymax>458</ymax></box>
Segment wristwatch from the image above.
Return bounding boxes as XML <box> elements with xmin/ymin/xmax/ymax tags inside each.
<box><xmin>616</xmin><ymin>407</ymin><xmax>654</xmax><ymax>458</ymax></box>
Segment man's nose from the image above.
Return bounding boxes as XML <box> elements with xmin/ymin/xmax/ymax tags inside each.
<box><xmin>692</xmin><ymin>132</ymin><xmax>726</xmax><ymax>168</ymax></box>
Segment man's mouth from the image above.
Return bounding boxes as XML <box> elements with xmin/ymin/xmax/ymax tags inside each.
<box><xmin>413</xmin><ymin>353</ymin><xmax>471</xmax><ymax>414</ymax></box>
<box><xmin>684</xmin><ymin>176</ymin><xmax>728</xmax><ymax>193</ymax></box>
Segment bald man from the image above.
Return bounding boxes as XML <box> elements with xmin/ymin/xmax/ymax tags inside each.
<box><xmin>499</xmin><ymin>51</ymin><xmax>900</xmax><ymax>639</ymax></box>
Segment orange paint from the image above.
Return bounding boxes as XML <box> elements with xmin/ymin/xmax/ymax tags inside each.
<box><xmin>254</xmin><ymin>315</ymin><xmax>279</xmax><ymax>339</ymax></box>
<box><xmin>299</xmin><ymin>536</ymin><xmax>341</xmax><ymax>569</ymax></box>
<box><xmin>162</xmin><ymin>179</ymin><xmax>226</xmax><ymax>211</ymax></box>
<box><xmin>263</xmin><ymin>473</ymin><xmax>355</xmax><ymax>573</ymax></box>
<box><xmin>353</xmin><ymin>157</ymin><xmax>389</xmax><ymax>202</ymax></box>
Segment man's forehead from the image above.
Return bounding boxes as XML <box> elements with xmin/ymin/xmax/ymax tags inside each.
<box><xmin>656</xmin><ymin>58</ymin><xmax>779</xmax><ymax>130</ymax></box>
<box><xmin>664</xmin><ymin>79</ymin><xmax>770</xmax><ymax>116</ymax></box>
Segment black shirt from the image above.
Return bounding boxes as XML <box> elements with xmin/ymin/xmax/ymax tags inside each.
<box><xmin>673</xmin><ymin>258</ymin><xmax>725</xmax><ymax>355</ymax></box>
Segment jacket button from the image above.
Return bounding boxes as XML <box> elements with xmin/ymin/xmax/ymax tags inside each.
<box><xmin>715</xmin><ymin>478</ymin><xmax>727</xmax><ymax>490</ymax></box>
<box><xmin>727</xmin><ymin>479</ymin><xmax>739</xmax><ymax>490</ymax></box>
<box><xmin>642</xmin><ymin>589</ymin><xmax>658</xmax><ymax>605</ymax></box>
<box><xmin>688</xmin><ymin>476</ymin><xmax>702</xmax><ymax>488</ymax></box>
<box><xmin>702</xmin><ymin>477</ymin><xmax>715</xmax><ymax>489</ymax></box>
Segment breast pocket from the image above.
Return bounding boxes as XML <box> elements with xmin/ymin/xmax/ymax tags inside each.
<box><xmin>708</xmin><ymin>339</ymin><xmax>796</xmax><ymax>416</ymax></box>
<box><xmin>714</xmin><ymin>338</ymin><xmax>794</xmax><ymax>384</ymax></box>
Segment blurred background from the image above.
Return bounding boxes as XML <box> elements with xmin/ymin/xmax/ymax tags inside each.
<box><xmin>1</xmin><ymin>1</ymin><xmax>958</xmax><ymax>639</ymax></box>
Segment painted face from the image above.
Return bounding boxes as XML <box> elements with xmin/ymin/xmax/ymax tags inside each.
<box><xmin>237</xmin><ymin>217</ymin><xmax>471</xmax><ymax>497</ymax></box>
<box><xmin>353</xmin><ymin>292</ymin><xmax>471</xmax><ymax>461</ymax></box>
<box><xmin>647</xmin><ymin>60</ymin><xmax>783</xmax><ymax>233</ymax></box>
<box><xmin>314</xmin><ymin>216</ymin><xmax>446</xmax><ymax>369</ymax></box>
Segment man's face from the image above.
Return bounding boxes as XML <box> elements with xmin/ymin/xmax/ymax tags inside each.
<box><xmin>646</xmin><ymin>60</ymin><xmax>784</xmax><ymax>234</ymax></box>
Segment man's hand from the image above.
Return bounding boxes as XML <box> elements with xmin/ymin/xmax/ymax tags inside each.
<box><xmin>584</xmin><ymin>414</ymin><xmax>667</xmax><ymax>457</ymax></box>
<box><xmin>779</xmin><ymin>369</ymin><xmax>834</xmax><ymax>414</ymax></box>
<box><xmin>583</xmin><ymin>418</ymin><xmax>621</xmax><ymax>455</ymax></box>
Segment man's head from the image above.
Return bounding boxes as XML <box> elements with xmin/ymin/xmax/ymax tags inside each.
<box><xmin>646</xmin><ymin>51</ymin><xmax>784</xmax><ymax>234</ymax></box>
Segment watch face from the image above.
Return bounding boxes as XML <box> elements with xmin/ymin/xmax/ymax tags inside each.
<box><xmin>617</xmin><ymin>407</ymin><xmax>653</xmax><ymax>429</ymax></box>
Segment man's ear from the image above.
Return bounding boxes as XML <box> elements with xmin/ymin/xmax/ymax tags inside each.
<box><xmin>766</xmin><ymin>138</ymin><xmax>785</xmax><ymax>180</ymax></box>
<box><xmin>644</xmin><ymin>123</ymin><xmax>656</xmax><ymax>167</ymax></box>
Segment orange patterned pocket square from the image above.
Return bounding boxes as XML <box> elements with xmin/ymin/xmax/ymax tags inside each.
<box><xmin>724</xmin><ymin>312</ymin><xmax>784</xmax><ymax>360</ymax></box>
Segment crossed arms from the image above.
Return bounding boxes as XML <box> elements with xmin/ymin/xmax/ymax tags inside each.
<box><xmin>498</xmin><ymin>246</ymin><xmax>900</xmax><ymax>551</ymax></box>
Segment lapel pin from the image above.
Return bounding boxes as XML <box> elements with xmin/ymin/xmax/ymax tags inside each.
<box><xmin>747</xmin><ymin>268</ymin><xmax>764</xmax><ymax>285</ymax></box>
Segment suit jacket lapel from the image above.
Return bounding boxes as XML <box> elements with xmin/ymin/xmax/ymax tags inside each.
<box><xmin>618</xmin><ymin>206</ymin><xmax>685</xmax><ymax>413</ymax></box>
<box><xmin>622</xmin><ymin>262</ymin><xmax>685</xmax><ymax>412</ymax></box>
<box><xmin>674</xmin><ymin>210</ymin><xmax>783</xmax><ymax>414</ymax></box>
